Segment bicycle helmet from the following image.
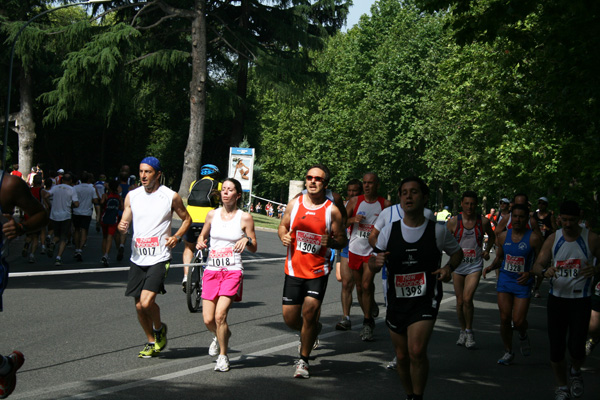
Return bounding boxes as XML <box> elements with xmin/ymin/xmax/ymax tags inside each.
<box><xmin>200</xmin><ymin>164</ymin><xmax>220</xmax><ymax>176</ymax></box>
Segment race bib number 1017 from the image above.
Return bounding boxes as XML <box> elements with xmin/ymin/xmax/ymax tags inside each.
<box><xmin>135</xmin><ymin>237</ymin><xmax>159</xmax><ymax>256</ymax></box>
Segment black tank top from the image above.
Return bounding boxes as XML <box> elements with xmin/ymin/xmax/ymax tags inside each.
<box><xmin>385</xmin><ymin>220</ymin><xmax>443</xmax><ymax>312</ymax></box>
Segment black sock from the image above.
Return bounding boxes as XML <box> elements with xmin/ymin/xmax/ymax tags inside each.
<box><xmin>413</xmin><ymin>395</ymin><xmax>423</xmax><ymax>400</ymax></box>
<box><xmin>363</xmin><ymin>317</ymin><xmax>375</xmax><ymax>326</ymax></box>
<box><xmin>300</xmin><ymin>355</ymin><xmax>309</xmax><ymax>364</ymax></box>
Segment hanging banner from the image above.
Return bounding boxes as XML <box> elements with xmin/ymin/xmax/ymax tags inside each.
<box><xmin>228</xmin><ymin>147</ymin><xmax>254</xmax><ymax>192</ymax></box>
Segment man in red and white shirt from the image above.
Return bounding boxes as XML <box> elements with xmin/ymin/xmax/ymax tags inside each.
<box><xmin>278</xmin><ymin>164</ymin><xmax>346</xmax><ymax>379</ymax></box>
<box><xmin>345</xmin><ymin>172</ymin><xmax>391</xmax><ymax>341</ymax></box>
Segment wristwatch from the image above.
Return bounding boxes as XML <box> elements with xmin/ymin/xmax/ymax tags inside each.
<box><xmin>175</xmin><ymin>235</ymin><xmax>182</xmax><ymax>243</ymax></box>
<box><xmin>247</xmin><ymin>237</ymin><xmax>253</xmax><ymax>245</ymax></box>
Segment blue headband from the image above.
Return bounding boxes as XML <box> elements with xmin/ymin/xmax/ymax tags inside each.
<box><xmin>140</xmin><ymin>156</ymin><xmax>161</xmax><ymax>172</ymax></box>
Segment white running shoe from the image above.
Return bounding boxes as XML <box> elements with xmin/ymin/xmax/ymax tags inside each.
<box><xmin>554</xmin><ymin>388</ymin><xmax>570</xmax><ymax>400</ymax></box>
<box><xmin>456</xmin><ymin>330</ymin><xmax>466</xmax><ymax>346</ymax></box>
<box><xmin>294</xmin><ymin>359</ymin><xmax>309</xmax><ymax>379</ymax></box>
<box><xmin>361</xmin><ymin>324</ymin><xmax>374</xmax><ymax>341</ymax></box>
<box><xmin>465</xmin><ymin>332</ymin><xmax>476</xmax><ymax>349</ymax></box>
<box><xmin>386</xmin><ymin>356</ymin><xmax>397</xmax><ymax>370</ymax></box>
<box><xmin>497</xmin><ymin>351</ymin><xmax>514</xmax><ymax>365</ymax></box>
<box><xmin>208</xmin><ymin>337</ymin><xmax>219</xmax><ymax>357</ymax></box>
<box><xmin>214</xmin><ymin>355</ymin><xmax>230</xmax><ymax>372</ymax></box>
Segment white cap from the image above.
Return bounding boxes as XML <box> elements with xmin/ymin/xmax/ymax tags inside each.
<box><xmin>538</xmin><ymin>196</ymin><xmax>549</xmax><ymax>203</ymax></box>
<box><xmin>57</xmin><ymin>169</ymin><xmax>65</xmax><ymax>174</ymax></box>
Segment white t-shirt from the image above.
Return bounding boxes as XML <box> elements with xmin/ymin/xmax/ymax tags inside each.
<box><xmin>373</xmin><ymin>204</ymin><xmax>435</xmax><ymax>232</ymax></box>
<box><xmin>73</xmin><ymin>183</ymin><xmax>98</xmax><ymax>217</ymax></box>
<box><xmin>375</xmin><ymin>219</ymin><xmax>461</xmax><ymax>255</ymax></box>
<box><xmin>49</xmin><ymin>184</ymin><xmax>79</xmax><ymax>222</ymax></box>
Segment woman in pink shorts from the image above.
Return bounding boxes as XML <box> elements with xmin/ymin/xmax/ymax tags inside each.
<box><xmin>196</xmin><ymin>178</ymin><xmax>257</xmax><ymax>372</ymax></box>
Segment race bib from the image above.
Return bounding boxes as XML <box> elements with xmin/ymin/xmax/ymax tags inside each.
<box><xmin>358</xmin><ymin>223</ymin><xmax>373</xmax><ymax>239</ymax></box>
<box><xmin>504</xmin><ymin>255</ymin><xmax>525</xmax><ymax>273</ymax></box>
<box><xmin>296</xmin><ymin>231</ymin><xmax>322</xmax><ymax>254</ymax></box>
<box><xmin>394</xmin><ymin>272</ymin><xmax>426</xmax><ymax>298</ymax></box>
<box><xmin>595</xmin><ymin>281</ymin><xmax>600</xmax><ymax>297</ymax></box>
<box><xmin>209</xmin><ymin>247</ymin><xmax>234</xmax><ymax>267</ymax></box>
<box><xmin>135</xmin><ymin>237</ymin><xmax>160</xmax><ymax>256</ymax></box>
<box><xmin>555</xmin><ymin>258</ymin><xmax>581</xmax><ymax>278</ymax></box>
<box><xmin>463</xmin><ymin>248</ymin><xmax>476</xmax><ymax>264</ymax></box>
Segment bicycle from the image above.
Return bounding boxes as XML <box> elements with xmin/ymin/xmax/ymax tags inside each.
<box><xmin>186</xmin><ymin>250</ymin><xmax>206</xmax><ymax>313</ymax></box>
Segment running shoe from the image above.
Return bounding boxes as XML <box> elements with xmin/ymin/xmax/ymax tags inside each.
<box><xmin>519</xmin><ymin>334</ymin><xmax>531</xmax><ymax>356</ymax></box>
<box><xmin>569</xmin><ymin>370</ymin><xmax>584</xmax><ymax>398</ymax></box>
<box><xmin>54</xmin><ymin>257</ymin><xmax>62</xmax><ymax>266</ymax></box>
<box><xmin>533</xmin><ymin>290</ymin><xmax>541</xmax><ymax>298</ymax></box>
<box><xmin>554</xmin><ymin>388</ymin><xmax>571</xmax><ymax>400</ymax></box>
<box><xmin>386</xmin><ymin>356</ymin><xmax>397</xmax><ymax>370</ymax></box>
<box><xmin>497</xmin><ymin>351</ymin><xmax>514</xmax><ymax>365</ymax></box>
<box><xmin>335</xmin><ymin>318</ymin><xmax>351</xmax><ymax>331</ymax></box>
<box><xmin>0</xmin><ymin>351</ymin><xmax>24</xmax><ymax>399</ymax></box>
<box><xmin>361</xmin><ymin>323</ymin><xmax>374</xmax><ymax>342</ymax></box>
<box><xmin>209</xmin><ymin>336</ymin><xmax>219</xmax><ymax>357</ymax></box>
<box><xmin>154</xmin><ymin>323</ymin><xmax>168</xmax><ymax>352</ymax></box>
<box><xmin>181</xmin><ymin>280</ymin><xmax>187</xmax><ymax>293</ymax></box>
<box><xmin>101</xmin><ymin>256</ymin><xmax>109</xmax><ymax>267</ymax></box>
<box><xmin>21</xmin><ymin>243</ymin><xmax>28</xmax><ymax>257</ymax></box>
<box><xmin>28</xmin><ymin>254</ymin><xmax>35</xmax><ymax>264</ymax></box>
<box><xmin>214</xmin><ymin>355</ymin><xmax>230</xmax><ymax>372</ymax></box>
<box><xmin>465</xmin><ymin>332</ymin><xmax>476</xmax><ymax>349</ymax></box>
<box><xmin>293</xmin><ymin>359</ymin><xmax>309</xmax><ymax>379</ymax></box>
<box><xmin>456</xmin><ymin>330</ymin><xmax>466</xmax><ymax>346</ymax></box>
<box><xmin>585</xmin><ymin>338</ymin><xmax>596</xmax><ymax>356</ymax></box>
<box><xmin>75</xmin><ymin>252</ymin><xmax>83</xmax><ymax>262</ymax></box>
<box><xmin>138</xmin><ymin>343</ymin><xmax>159</xmax><ymax>358</ymax></box>
<box><xmin>117</xmin><ymin>246</ymin><xmax>124</xmax><ymax>261</ymax></box>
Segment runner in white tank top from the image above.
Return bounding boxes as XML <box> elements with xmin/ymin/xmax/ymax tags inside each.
<box><xmin>446</xmin><ymin>191</ymin><xmax>495</xmax><ymax>349</ymax></box>
<box><xmin>196</xmin><ymin>178</ymin><xmax>257</xmax><ymax>372</ymax></box>
<box><xmin>532</xmin><ymin>201</ymin><xmax>600</xmax><ymax>398</ymax></box>
<box><xmin>119</xmin><ymin>157</ymin><xmax>192</xmax><ymax>359</ymax></box>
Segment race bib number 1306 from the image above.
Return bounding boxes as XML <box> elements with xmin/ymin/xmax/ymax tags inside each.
<box><xmin>296</xmin><ymin>231</ymin><xmax>322</xmax><ymax>254</ymax></box>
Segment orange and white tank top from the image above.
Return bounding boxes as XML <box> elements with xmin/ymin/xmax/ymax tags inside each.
<box><xmin>285</xmin><ymin>194</ymin><xmax>332</xmax><ymax>279</ymax></box>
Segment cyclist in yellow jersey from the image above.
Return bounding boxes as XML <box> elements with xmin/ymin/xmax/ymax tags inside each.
<box><xmin>182</xmin><ymin>164</ymin><xmax>222</xmax><ymax>291</ymax></box>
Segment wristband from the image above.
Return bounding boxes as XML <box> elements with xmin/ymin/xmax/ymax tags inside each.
<box><xmin>175</xmin><ymin>235</ymin><xmax>182</xmax><ymax>243</ymax></box>
<box><xmin>247</xmin><ymin>237</ymin><xmax>253</xmax><ymax>245</ymax></box>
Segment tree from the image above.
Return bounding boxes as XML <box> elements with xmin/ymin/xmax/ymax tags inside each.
<box><xmin>40</xmin><ymin>0</ymin><xmax>349</xmax><ymax>197</ymax></box>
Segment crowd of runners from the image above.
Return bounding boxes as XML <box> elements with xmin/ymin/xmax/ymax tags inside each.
<box><xmin>1</xmin><ymin>159</ymin><xmax>599</xmax><ymax>400</ymax></box>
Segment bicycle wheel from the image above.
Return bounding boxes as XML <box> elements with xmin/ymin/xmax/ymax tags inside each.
<box><xmin>186</xmin><ymin>264</ymin><xmax>203</xmax><ymax>313</ymax></box>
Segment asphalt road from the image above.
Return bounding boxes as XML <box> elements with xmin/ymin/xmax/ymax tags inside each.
<box><xmin>1</xmin><ymin>220</ymin><xmax>599</xmax><ymax>399</ymax></box>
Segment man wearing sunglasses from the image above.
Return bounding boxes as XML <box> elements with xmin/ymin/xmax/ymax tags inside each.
<box><xmin>346</xmin><ymin>172</ymin><xmax>392</xmax><ymax>341</ymax></box>
<box><xmin>278</xmin><ymin>164</ymin><xmax>347</xmax><ymax>379</ymax></box>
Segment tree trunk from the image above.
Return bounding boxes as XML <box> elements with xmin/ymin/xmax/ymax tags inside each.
<box><xmin>178</xmin><ymin>0</ymin><xmax>207</xmax><ymax>197</ymax></box>
<box><xmin>17</xmin><ymin>70</ymin><xmax>36</xmax><ymax>176</ymax></box>
<box><xmin>229</xmin><ymin>0</ymin><xmax>250</xmax><ymax>147</ymax></box>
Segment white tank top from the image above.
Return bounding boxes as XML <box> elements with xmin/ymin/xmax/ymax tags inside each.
<box><xmin>549</xmin><ymin>228</ymin><xmax>594</xmax><ymax>298</ymax></box>
<box><xmin>349</xmin><ymin>196</ymin><xmax>384</xmax><ymax>256</ymax></box>
<box><xmin>206</xmin><ymin>208</ymin><xmax>244</xmax><ymax>271</ymax></box>
<box><xmin>129</xmin><ymin>186</ymin><xmax>174</xmax><ymax>266</ymax></box>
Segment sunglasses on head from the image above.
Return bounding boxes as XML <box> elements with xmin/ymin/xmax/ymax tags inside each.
<box><xmin>305</xmin><ymin>175</ymin><xmax>325</xmax><ymax>182</ymax></box>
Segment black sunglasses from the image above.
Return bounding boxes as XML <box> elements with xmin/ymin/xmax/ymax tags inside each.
<box><xmin>305</xmin><ymin>175</ymin><xmax>325</xmax><ymax>182</ymax></box>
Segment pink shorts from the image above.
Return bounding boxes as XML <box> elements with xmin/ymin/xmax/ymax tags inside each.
<box><xmin>202</xmin><ymin>269</ymin><xmax>243</xmax><ymax>301</ymax></box>
<box><xmin>348</xmin><ymin>252</ymin><xmax>370</xmax><ymax>270</ymax></box>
